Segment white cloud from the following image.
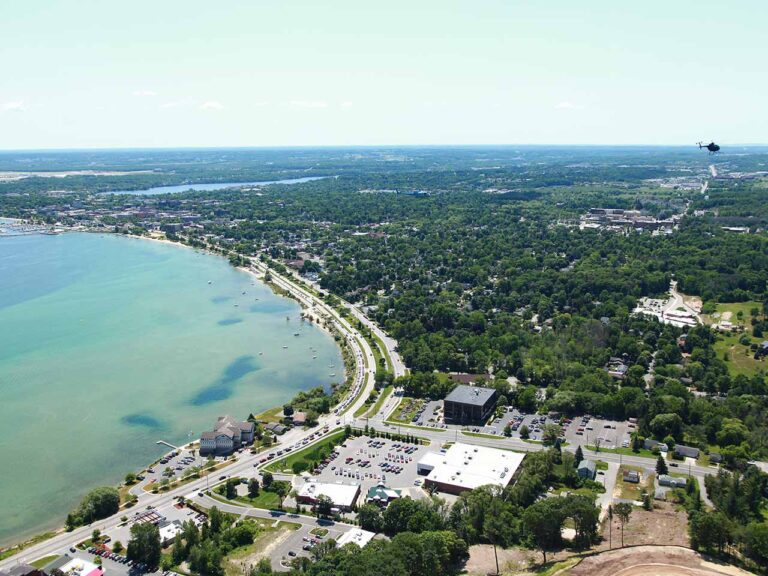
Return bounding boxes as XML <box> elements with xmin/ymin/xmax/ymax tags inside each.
<box><xmin>199</xmin><ymin>100</ymin><xmax>225</xmax><ymax>110</ymax></box>
<box><xmin>161</xmin><ymin>101</ymin><xmax>182</xmax><ymax>109</ymax></box>
<box><xmin>289</xmin><ymin>100</ymin><xmax>328</xmax><ymax>109</ymax></box>
<box><xmin>554</xmin><ymin>101</ymin><xmax>578</xmax><ymax>110</ymax></box>
<box><xmin>132</xmin><ymin>90</ymin><xmax>157</xmax><ymax>97</ymax></box>
<box><xmin>2</xmin><ymin>101</ymin><xmax>27</xmax><ymax>112</ymax></box>
<box><xmin>340</xmin><ymin>101</ymin><xmax>353</xmax><ymax>108</ymax></box>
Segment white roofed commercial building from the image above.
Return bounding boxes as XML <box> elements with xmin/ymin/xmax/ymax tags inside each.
<box><xmin>296</xmin><ymin>480</ymin><xmax>361</xmax><ymax>511</ymax></box>
<box><xmin>417</xmin><ymin>442</ymin><xmax>524</xmax><ymax>495</ymax></box>
<box><xmin>336</xmin><ymin>528</ymin><xmax>376</xmax><ymax>548</ymax></box>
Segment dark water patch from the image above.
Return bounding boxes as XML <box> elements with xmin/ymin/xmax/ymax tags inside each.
<box><xmin>190</xmin><ymin>355</ymin><xmax>259</xmax><ymax>406</ymax></box>
<box><xmin>211</xmin><ymin>296</ymin><xmax>232</xmax><ymax>304</ymax></box>
<box><xmin>218</xmin><ymin>317</ymin><xmax>243</xmax><ymax>326</ymax></box>
<box><xmin>121</xmin><ymin>413</ymin><xmax>165</xmax><ymax>430</ymax></box>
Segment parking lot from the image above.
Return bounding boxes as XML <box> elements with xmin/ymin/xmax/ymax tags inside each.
<box><xmin>274</xmin><ymin>523</ymin><xmax>347</xmax><ymax>568</ymax></box>
<box><xmin>136</xmin><ymin>448</ymin><xmax>224</xmax><ymax>493</ymax></box>
<box><xmin>561</xmin><ymin>415</ymin><xmax>634</xmax><ymax>449</ymax></box>
<box><xmin>474</xmin><ymin>408</ymin><xmax>560</xmax><ymax>441</ymax></box>
<box><xmin>309</xmin><ymin>434</ymin><xmax>433</xmax><ymax>500</ymax></box>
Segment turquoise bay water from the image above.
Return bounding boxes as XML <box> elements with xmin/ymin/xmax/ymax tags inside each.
<box><xmin>0</xmin><ymin>233</ymin><xmax>341</xmax><ymax>545</ymax></box>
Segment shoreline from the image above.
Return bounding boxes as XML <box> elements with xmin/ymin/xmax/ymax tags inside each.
<box><xmin>0</xmin><ymin>229</ymin><xmax>347</xmax><ymax>553</ymax></box>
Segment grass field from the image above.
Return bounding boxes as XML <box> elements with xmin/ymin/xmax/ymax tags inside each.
<box><xmin>265</xmin><ymin>429</ymin><xmax>346</xmax><ymax>473</ymax></box>
<box><xmin>703</xmin><ymin>301</ymin><xmax>767</xmax><ymax>376</ymax></box>
<box><xmin>617</xmin><ymin>465</ymin><xmax>653</xmax><ymax>501</ymax></box>
<box><xmin>31</xmin><ymin>555</ymin><xmax>59</xmax><ymax>568</ymax></box>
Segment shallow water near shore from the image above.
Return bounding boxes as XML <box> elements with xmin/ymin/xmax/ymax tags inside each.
<box><xmin>0</xmin><ymin>232</ymin><xmax>342</xmax><ymax>546</ymax></box>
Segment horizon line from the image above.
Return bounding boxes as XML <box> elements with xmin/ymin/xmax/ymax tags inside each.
<box><xmin>1</xmin><ymin>142</ymin><xmax>767</xmax><ymax>154</ymax></box>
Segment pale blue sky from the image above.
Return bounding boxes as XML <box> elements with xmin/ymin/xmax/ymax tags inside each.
<box><xmin>0</xmin><ymin>0</ymin><xmax>765</xmax><ymax>149</ymax></box>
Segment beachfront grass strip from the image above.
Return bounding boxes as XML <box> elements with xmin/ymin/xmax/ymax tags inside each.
<box><xmin>143</xmin><ymin>459</ymin><xmax>234</xmax><ymax>493</ymax></box>
<box><xmin>253</xmin><ymin>406</ymin><xmax>284</xmax><ymax>424</ymax></box>
<box><xmin>264</xmin><ymin>429</ymin><xmax>346</xmax><ymax>473</ymax></box>
<box><xmin>0</xmin><ymin>532</ymin><xmax>58</xmax><ymax>562</ymax></box>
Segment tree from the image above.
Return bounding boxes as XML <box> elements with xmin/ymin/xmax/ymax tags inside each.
<box><xmin>171</xmin><ymin>533</ymin><xmax>185</xmax><ymax>565</ymax></box>
<box><xmin>744</xmin><ymin>522</ymin><xmax>768</xmax><ymax>565</ymax></box>
<box><xmin>188</xmin><ymin>540</ymin><xmax>224</xmax><ymax>576</ymax></box>
<box><xmin>208</xmin><ymin>506</ymin><xmax>225</xmax><ymax>534</ymax></box>
<box><xmin>316</xmin><ymin>495</ymin><xmax>333</xmax><ymax>518</ymax></box>
<box><xmin>689</xmin><ymin>511</ymin><xmax>733</xmax><ymax>554</ymax></box>
<box><xmin>656</xmin><ymin>455</ymin><xmax>669</xmax><ymax>476</ymax></box>
<box><xmin>92</xmin><ymin>529</ymin><xmax>101</xmax><ymax>542</ymax></box>
<box><xmin>523</xmin><ymin>499</ymin><xmax>563</xmax><ymax>564</ymax></box>
<box><xmin>483</xmin><ymin>498</ymin><xmax>515</xmax><ymax>575</ymax></box>
<box><xmin>283</xmin><ymin>404</ymin><xmax>294</xmax><ymax>417</ymax></box>
<box><xmin>124</xmin><ymin>472</ymin><xmax>137</xmax><ymax>484</ymax></box>
<box><xmin>262</xmin><ymin>471</ymin><xmax>274</xmax><ymax>490</ymax></box>
<box><xmin>574</xmin><ymin>445</ymin><xmax>584</xmax><ymax>466</ymax></box>
<box><xmin>358</xmin><ymin>504</ymin><xmax>384</xmax><ymax>533</ymax></box>
<box><xmin>612</xmin><ymin>502</ymin><xmax>633</xmax><ymax>548</ymax></box>
<box><xmin>225</xmin><ymin>478</ymin><xmax>238</xmax><ymax>499</ymax></box>
<box><xmin>248</xmin><ymin>478</ymin><xmax>260</xmax><ymax>498</ymax></box>
<box><xmin>127</xmin><ymin>523</ymin><xmax>161</xmax><ymax>568</ymax></box>
<box><xmin>112</xmin><ymin>541</ymin><xmax>124</xmax><ymax>554</ymax></box>
<box><xmin>519</xmin><ymin>424</ymin><xmax>530</xmax><ymax>440</ymax></box>
<box><xmin>272</xmin><ymin>480</ymin><xmax>290</xmax><ymax>509</ymax></box>
<box><xmin>69</xmin><ymin>487</ymin><xmax>120</xmax><ymax>527</ymax></box>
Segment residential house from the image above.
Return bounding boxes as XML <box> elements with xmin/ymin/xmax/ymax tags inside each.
<box><xmin>623</xmin><ymin>470</ymin><xmax>641</xmax><ymax>483</ymax></box>
<box><xmin>658</xmin><ymin>474</ymin><xmax>688</xmax><ymax>489</ymax></box>
<box><xmin>577</xmin><ymin>460</ymin><xmax>597</xmax><ymax>480</ymax></box>
<box><xmin>674</xmin><ymin>445</ymin><xmax>700</xmax><ymax>459</ymax></box>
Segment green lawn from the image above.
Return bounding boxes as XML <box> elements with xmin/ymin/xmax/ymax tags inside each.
<box><xmin>253</xmin><ymin>406</ymin><xmax>284</xmax><ymax>424</ymax></box>
<box><xmin>586</xmin><ymin>444</ymin><xmax>656</xmax><ymax>459</ymax></box>
<box><xmin>31</xmin><ymin>555</ymin><xmax>59</xmax><ymax>569</ymax></box>
<box><xmin>389</xmin><ymin>397</ymin><xmax>425</xmax><ymax>424</ymax></box>
<box><xmin>715</xmin><ymin>332</ymin><xmax>766</xmax><ymax>377</ymax></box>
<box><xmin>236</xmin><ymin>490</ymin><xmax>281</xmax><ymax>510</ymax></box>
<box><xmin>265</xmin><ymin>429</ymin><xmax>346</xmax><ymax>473</ymax></box>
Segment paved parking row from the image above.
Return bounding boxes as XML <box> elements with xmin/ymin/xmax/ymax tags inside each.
<box><xmin>311</xmin><ymin>435</ymin><xmax>431</xmax><ymax>497</ymax></box>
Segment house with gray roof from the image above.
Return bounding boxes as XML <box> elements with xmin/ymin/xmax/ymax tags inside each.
<box><xmin>674</xmin><ymin>444</ymin><xmax>700</xmax><ymax>459</ymax></box>
<box><xmin>443</xmin><ymin>385</ymin><xmax>497</xmax><ymax>424</ymax></box>
<box><xmin>658</xmin><ymin>474</ymin><xmax>688</xmax><ymax>489</ymax></box>
<box><xmin>577</xmin><ymin>459</ymin><xmax>596</xmax><ymax>480</ymax></box>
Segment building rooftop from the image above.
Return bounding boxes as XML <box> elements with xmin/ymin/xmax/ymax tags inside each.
<box><xmin>297</xmin><ymin>480</ymin><xmax>360</xmax><ymax>508</ymax></box>
<box><xmin>444</xmin><ymin>384</ymin><xmax>496</xmax><ymax>407</ymax></box>
<box><xmin>419</xmin><ymin>442</ymin><xmax>524</xmax><ymax>491</ymax></box>
<box><xmin>336</xmin><ymin>528</ymin><xmax>376</xmax><ymax>548</ymax></box>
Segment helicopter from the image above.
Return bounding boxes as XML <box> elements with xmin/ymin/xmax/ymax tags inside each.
<box><xmin>698</xmin><ymin>141</ymin><xmax>720</xmax><ymax>154</ymax></box>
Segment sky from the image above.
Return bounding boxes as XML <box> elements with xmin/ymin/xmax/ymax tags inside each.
<box><xmin>0</xmin><ymin>0</ymin><xmax>765</xmax><ymax>149</ymax></box>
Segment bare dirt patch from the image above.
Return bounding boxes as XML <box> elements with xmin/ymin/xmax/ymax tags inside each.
<box><xmin>565</xmin><ymin>546</ymin><xmax>754</xmax><ymax>576</ymax></box>
<box><xmin>599</xmin><ymin>502</ymin><xmax>690</xmax><ymax>549</ymax></box>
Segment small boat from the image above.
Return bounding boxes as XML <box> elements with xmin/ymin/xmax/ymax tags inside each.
<box><xmin>208</xmin><ymin>280</ymin><xmax>212</xmax><ymax>284</ymax></box>
<box><xmin>282</xmin><ymin>345</ymin><xmax>288</xmax><ymax>349</ymax></box>
<box><xmin>234</xmin><ymin>304</ymin><xmax>239</xmax><ymax>307</ymax></box>
<box><xmin>313</xmin><ymin>356</ymin><xmax>317</xmax><ymax>359</ymax></box>
<box><xmin>242</xmin><ymin>291</ymin><xmax>246</xmax><ymax>295</ymax></box>
<box><xmin>329</xmin><ymin>373</ymin><xmax>336</xmax><ymax>377</ymax></box>
<box><xmin>259</xmin><ymin>352</ymin><xmax>263</xmax><ymax>355</ymax></box>
<box><xmin>294</xmin><ymin>332</ymin><xmax>300</xmax><ymax>336</ymax></box>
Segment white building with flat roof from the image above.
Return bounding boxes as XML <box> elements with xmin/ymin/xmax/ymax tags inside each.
<box><xmin>296</xmin><ymin>479</ymin><xmax>360</xmax><ymax>511</ymax></box>
<box><xmin>336</xmin><ymin>528</ymin><xmax>376</xmax><ymax>548</ymax></box>
<box><xmin>417</xmin><ymin>442</ymin><xmax>524</xmax><ymax>494</ymax></box>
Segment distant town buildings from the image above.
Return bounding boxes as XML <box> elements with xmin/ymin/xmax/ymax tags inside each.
<box><xmin>200</xmin><ymin>415</ymin><xmax>255</xmax><ymax>455</ymax></box>
<box><xmin>579</xmin><ymin>208</ymin><xmax>680</xmax><ymax>233</ymax></box>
